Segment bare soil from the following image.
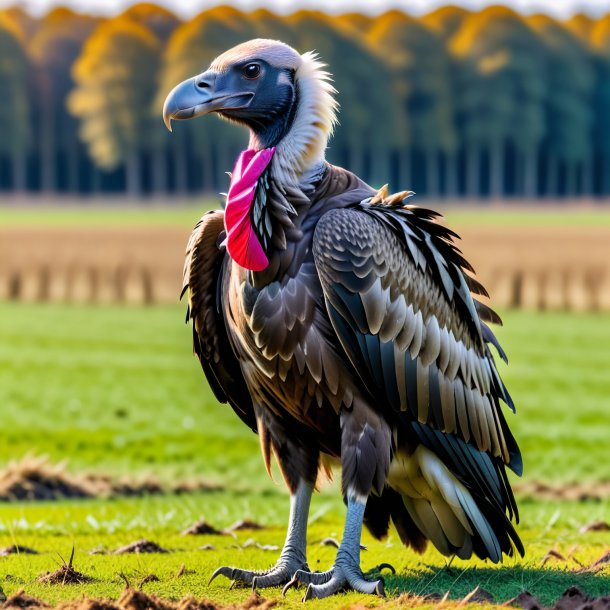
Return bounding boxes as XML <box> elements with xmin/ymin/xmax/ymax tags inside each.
<box><xmin>4</xmin><ymin>587</ymin><xmax>609</xmax><ymax>610</ymax></box>
<box><xmin>113</xmin><ymin>541</ymin><xmax>169</xmax><ymax>555</ymax></box>
<box><xmin>0</xmin><ymin>456</ymin><xmax>220</xmax><ymax>501</ymax></box>
<box><xmin>2</xmin><ymin>223</ymin><xmax>610</xmax><ymax>311</ymax></box>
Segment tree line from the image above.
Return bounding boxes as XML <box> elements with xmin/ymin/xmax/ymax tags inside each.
<box><xmin>1</xmin><ymin>4</ymin><xmax>610</xmax><ymax>199</ymax></box>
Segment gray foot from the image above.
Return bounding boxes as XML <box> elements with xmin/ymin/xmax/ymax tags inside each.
<box><xmin>283</xmin><ymin>556</ymin><xmax>390</xmax><ymax>600</ymax></box>
<box><xmin>209</xmin><ymin>556</ymin><xmax>309</xmax><ymax>590</ymax></box>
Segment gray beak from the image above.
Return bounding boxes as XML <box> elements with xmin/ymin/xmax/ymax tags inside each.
<box><xmin>162</xmin><ymin>70</ymin><xmax>253</xmax><ymax>132</ymax></box>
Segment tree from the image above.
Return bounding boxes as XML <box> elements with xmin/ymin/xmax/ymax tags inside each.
<box><xmin>367</xmin><ymin>11</ymin><xmax>457</xmax><ymax>196</ymax></box>
<box><xmin>450</xmin><ymin>7</ymin><xmax>547</xmax><ymax>198</ymax></box>
<box><xmin>158</xmin><ymin>7</ymin><xmax>257</xmax><ymax>193</ymax></box>
<box><xmin>29</xmin><ymin>8</ymin><xmax>100</xmax><ymax>193</ymax></box>
<box><xmin>335</xmin><ymin>13</ymin><xmax>374</xmax><ymax>35</ymax></box>
<box><xmin>587</xmin><ymin>15</ymin><xmax>610</xmax><ymax>195</ymax></box>
<box><xmin>0</xmin><ymin>13</ymin><xmax>31</xmax><ymax>192</ymax></box>
<box><xmin>528</xmin><ymin>16</ymin><xmax>594</xmax><ymax>197</ymax></box>
<box><xmin>421</xmin><ymin>6</ymin><xmax>471</xmax><ymax>41</ymax></box>
<box><xmin>120</xmin><ymin>3</ymin><xmax>180</xmax><ymax>42</ymax></box>
<box><xmin>286</xmin><ymin>10</ymin><xmax>405</xmax><ymax>187</ymax></box>
<box><xmin>69</xmin><ymin>17</ymin><xmax>162</xmax><ymax>197</ymax></box>
<box><xmin>565</xmin><ymin>14</ymin><xmax>596</xmax><ymax>43</ymax></box>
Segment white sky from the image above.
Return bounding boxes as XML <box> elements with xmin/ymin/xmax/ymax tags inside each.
<box><xmin>2</xmin><ymin>0</ymin><xmax>610</xmax><ymax>19</ymax></box>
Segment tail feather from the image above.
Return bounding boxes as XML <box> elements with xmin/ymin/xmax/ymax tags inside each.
<box><xmin>388</xmin><ymin>445</ymin><xmax>519</xmax><ymax>563</ymax></box>
<box><xmin>363</xmin><ymin>487</ymin><xmax>428</xmax><ymax>553</ymax></box>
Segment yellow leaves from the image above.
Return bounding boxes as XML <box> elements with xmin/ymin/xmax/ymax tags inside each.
<box><xmin>590</xmin><ymin>15</ymin><xmax>610</xmax><ymax>53</ymax></box>
<box><xmin>478</xmin><ymin>49</ymin><xmax>510</xmax><ymax>75</ymax></box>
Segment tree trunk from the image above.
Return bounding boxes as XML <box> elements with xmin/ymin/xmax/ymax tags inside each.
<box><xmin>489</xmin><ymin>140</ymin><xmax>504</xmax><ymax>199</ymax></box>
<box><xmin>370</xmin><ymin>148</ymin><xmax>390</xmax><ymax>190</ymax></box>
<box><xmin>425</xmin><ymin>148</ymin><xmax>439</xmax><ymax>199</ymax></box>
<box><xmin>514</xmin><ymin>152</ymin><xmax>524</xmax><ymax>197</ymax></box>
<box><xmin>151</xmin><ymin>150</ymin><xmax>168</xmax><ymax>197</ymax></box>
<box><xmin>350</xmin><ymin>142</ymin><xmax>365</xmax><ymax>180</ymax></box>
<box><xmin>219</xmin><ymin>144</ymin><xmax>233</xmax><ymax>193</ymax></box>
<box><xmin>565</xmin><ymin>160</ymin><xmax>577</xmax><ymax>197</ymax></box>
<box><xmin>12</xmin><ymin>151</ymin><xmax>27</xmax><ymax>193</ymax></box>
<box><xmin>546</xmin><ymin>154</ymin><xmax>558</xmax><ymax>199</ymax></box>
<box><xmin>602</xmin><ymin>154</ymin><xmax>610</xmax><ymax>196</ymax></box>
<box><xmin>40</xmin><ymin>104</ymin><xmax>56</xmax><ymax>193</ymax></box>
<box><xmin>202</xmin><ymin>150</ymin><xmax>214</xmax><ymax>193</ymax></box>
<box><xmin>173</xmin><ymin>139</ymin><xmax>188</xmax><ymax>195</ymax></box>
<box><xmin>91</xmin><ymin>164</ymin><xmax>102</xmax><ymax>194</ymax></box>
<box><xmin>523</xmin><ymin>148</ymin><xmax>538</xmax><ymax>199</ymax></box>
<box><xmin>66</xmin><ymin>137</ymin><xmax>80</xmax><ymax>194</ymax></box>
<box><xmin>466</xmin><ymin>145</ymin><xmax>480</xmax><ymax>199</ymax></box>
<box><xmin>445</xmin><ymin>151</ymin><xmax>459</xmax><ymax>199</ymax></box>
<box><xmin>125</xmin><ymin>152</ymin><xmax>141</xmax><ymax>199</ymax></box>
<box><xmin>582</xmin><ymin>158</ymin><xmax>593</xmax><ymax>197</ymax></box>
<box><xmin>398</xmin><ymin>148</ymin><xmax>412</xmax><ymax>190</ymax></box>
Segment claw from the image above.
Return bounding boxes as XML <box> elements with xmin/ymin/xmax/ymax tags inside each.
<box><xmin>208</xmin><ymin>566</ymin><xmax>233</xmax><ymax>586</ymax></box>
<box><xmin>282</xmin><ymin>576</ymin><xmax>299</xmax><ymax>597</ymax></box>
<box><xmin>302</xmin><ymin>584</ymin><xmax>314</xmax><ymax>602</ymax></box>
<box><xmin>375</xmin><ymin>562</ymin><xmax>396</xmax><ymax>575</ymax></box>
<box><xmin>375</xmin><ymin>580</ymin><xmax>386</xmax><ymax>598</ymax></box>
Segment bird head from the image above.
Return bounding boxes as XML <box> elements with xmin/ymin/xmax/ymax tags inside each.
<box><xmin>164</xmin><ymin>39</ymin><xmax>338</xmax><ymax>273</ymax></box>
<box><xmin>163</xmin><ymin>39</ymin><xmax>337</xmax><ymax>171</ymax></box>
<box><xmin>164</xmin><ymin>40</ymin><xmax>303</xmax><ymax>148</ymax></box>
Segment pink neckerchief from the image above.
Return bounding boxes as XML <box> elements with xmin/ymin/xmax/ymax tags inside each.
<box><xmin>224</xmin><ymin>147</ymin><xmax>276</xmax><ymax>271</ymax></box>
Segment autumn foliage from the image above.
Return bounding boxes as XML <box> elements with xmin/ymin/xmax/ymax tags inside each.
<box><xmin>1</xmin><ymin>4</ymin><xmax>609</xmax><ymax>198</ymax></box>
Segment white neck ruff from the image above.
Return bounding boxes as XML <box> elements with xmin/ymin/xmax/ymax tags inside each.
<box><xmin>249</xmin><ymin>51</ymin><xmax>338</xmax><ymax>188</ymax></box>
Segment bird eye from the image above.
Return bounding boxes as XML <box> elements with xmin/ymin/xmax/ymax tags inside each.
<box><xmin>242</xmin><ymin>63</ymin><xmax>261</xmax><ymax>79</ymax></box>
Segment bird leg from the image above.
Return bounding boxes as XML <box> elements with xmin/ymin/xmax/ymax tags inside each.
<box><xmin>209</xmin><ymin>480</ymin><xmax>312</xmax><ymax>590</ymax></box>
<box><xmin>283</xmin><ymin>492</ymin><xmax>385</xmax><ymax>600</ymax></box>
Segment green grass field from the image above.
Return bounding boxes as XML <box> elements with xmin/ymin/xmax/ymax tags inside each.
<box><xmin>2</xmin><ymin>200</ymin><xmax>610</xmax><ymax>228</ymax></box>
<box><xmin>0</xmin><ymin>302</ymin><xmax>609</xmax><ymax>607</ymax></box>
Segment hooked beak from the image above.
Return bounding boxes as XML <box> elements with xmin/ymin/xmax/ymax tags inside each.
<box><xmin>163</xmin><ymin>70</ymin><xmax>254</xmax><ymax>132</ymax></box>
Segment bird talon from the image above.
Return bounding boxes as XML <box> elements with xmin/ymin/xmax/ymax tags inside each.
<box><xmin>208</xmin><ymin>566</ymin><xmax>233</xmax><ymax>586</ymax></box>
<box><xmin>302</xmin><ymin>584</ymin><xmax>314</xmax><ymax>602</ymax></box>
<box><xmin>375</xmin><ymin>562</ymin><xmax>396</xmax><ymax>574</ymax></box>
<box><xmin>375</xmin><ymin>580</ymin><xmax>386</xmax><ymax>598</ymax></box>
<box><xmin>282</xmin><ymin>576</ymin><xmax>299</xmax><ymax>596</ymax></box>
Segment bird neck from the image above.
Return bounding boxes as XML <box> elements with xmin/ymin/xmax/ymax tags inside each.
<box><xmin>255</xmin><ymin>50</ymin><xmax>337</xmax><ymax>191</ymax></box>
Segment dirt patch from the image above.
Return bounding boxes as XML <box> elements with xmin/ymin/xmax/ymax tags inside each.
<box><xmin>37</xmin><ymin>564</ymin><xmax>93</xmax><ymax>585</ymax></box>
<box><xmin>515</xmin><ymin>480</ymin><xmax>610</xmax><ymax>501</ymax></box>
<box><xmin>507</xmin><ymin>586</ymin><xmax>610</xmax><ymax>610</ymax></box>
<box><xmin>113</xmin><ymin>541</ymin><xmax>168</xmax><ymax>555</ymax></box>
<box><xmin>0</xmin><ymin>546</ymin><xmax>38</xmax><ymax>556</ymax></box>
<box><xmin>580</xmin><ymin>521</ymin><xmax>610</xmax><ymax>533</ymax></box>
<box><xmin>2</xmin><ymin>587</ymin><xmax>610</xmax><ymax>610</ymax></box>
<box><xmin>2</xmin><ymin>591</ymin><xmax>50</xmax><ymax>609</ymax></box>
<box><xmin>181</xmin><ymin>520</ymin><xmax>224</xmax><ymax>536</ymax></box>
<box><xmin>0</xmin><ymin>456</ymin><xmax>221</xmax><ymax>501</ymax></box>
<box><xmin>459</xmin><ymin>586</ymin><xmax>494</xmax><ymax>605</ymax></box>
<box><xmin>239</xmin><ymin>540</ymin><xmax>279</xmax><ymax>552</ymax></box>
<box><xmin>222</xmin><ymin>520</ymin><xmax>265</xmax><ymax>533</ymax></box>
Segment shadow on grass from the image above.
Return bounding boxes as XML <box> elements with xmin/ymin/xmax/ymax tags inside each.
<box><xmin>381</xmin><ymin>565</ymin><xmax>610</xmax><ymax>606</ymax></box>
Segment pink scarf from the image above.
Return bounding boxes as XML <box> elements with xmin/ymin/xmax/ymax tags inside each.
<box><xmin>224</xmin><ymin>147</ymin><xmax>275</xmax><ymax>271</ymax></box>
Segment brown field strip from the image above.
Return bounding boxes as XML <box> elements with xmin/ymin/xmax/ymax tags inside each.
<box><xmin>1</xmin><ymin>224</ymin><xmax>609</xmax><ymax>311</ymax></box>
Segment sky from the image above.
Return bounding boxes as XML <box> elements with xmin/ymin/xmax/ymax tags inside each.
<box><xmin>2</xmin><ymin>0</ymin><xmax>610</xmax><ymax>19</ymax></box>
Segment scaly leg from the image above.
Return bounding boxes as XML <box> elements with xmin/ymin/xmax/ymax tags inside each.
<box><xmin>283</xmin><ymin>492</ymin><xmax>385</xmax><ymax>600</ymax></box>
<box><xmin>209</xmin><ymin>480</ymin><xmax>312</xmax><ymax>590</ymax></box>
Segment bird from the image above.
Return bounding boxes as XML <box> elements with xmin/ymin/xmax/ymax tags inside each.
<box><xmin>163</xmin><ymin>39</ymin><xmax>523</xmax><ymax>601</ymax></box>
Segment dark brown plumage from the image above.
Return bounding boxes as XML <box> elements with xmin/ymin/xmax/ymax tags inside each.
<box><xmin>166</xmin><ymin>38</ymin><xmax>523</xmax><ymax>600</ymax></box>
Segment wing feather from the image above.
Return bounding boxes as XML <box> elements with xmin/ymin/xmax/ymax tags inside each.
<box><xmin>183</xmin><ymin>211</ymin><xmax>256</xmax><ymax>432</ymax></box>
<box><xmin>313</xmin><ymin>204</ymin><xmax>520</xmax><ymax>473</ymax></box>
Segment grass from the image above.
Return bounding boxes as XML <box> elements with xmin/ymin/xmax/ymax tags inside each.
<box><xmin>1</xmin><ymin>303</ymin><xmax>609</xmax><ymax>485</ymax></box>
<box><xmin>0</xmin><ymin>302</ymin><xmax>609</xmax><ymax>607</ymax></box>
<box><xmin>0</xmin><ymin>494</ymin><xmax>609</xmax><ymax>607</ymax></box>
<box><xmin>2</xmin><ymin>200</ymin><xmax>610</xmax><ymax>228</ymax></box>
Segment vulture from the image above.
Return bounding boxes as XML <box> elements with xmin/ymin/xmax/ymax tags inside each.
<box><xmin>163</xmin><ymin>39</ymin><xmax>523</xmax><ymax>600</ymax></box>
